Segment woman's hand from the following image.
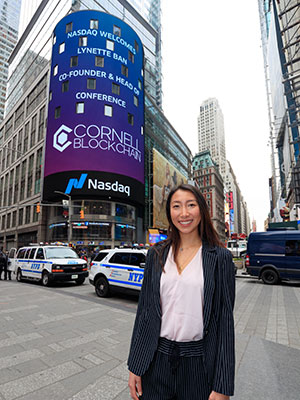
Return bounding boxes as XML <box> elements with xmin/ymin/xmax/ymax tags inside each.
<box><xmin>209</xmin><ymin>391</ymin><xmax>229</xmax><ymax>400</ymax></box>
<box><xmin>128</xmin><ymin>371</ymin><xmax>142</xmax><ymax>400</ymax></box>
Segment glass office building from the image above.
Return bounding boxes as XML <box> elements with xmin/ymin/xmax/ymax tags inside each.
<box><xmin>0</xmin><ymin>0</ymin><xmax>21</xmax><ymax>121</ymax></box>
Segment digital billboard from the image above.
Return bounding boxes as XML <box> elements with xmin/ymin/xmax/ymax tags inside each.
<box><xmin>153</xmin><ymin>149</ymin><xmax>188</xmax><ymax>229</ymax></box>
<box><xmin>43</xmin><ymin>10</ymin><xmax>144</xmax><ymax>205</ymax></box>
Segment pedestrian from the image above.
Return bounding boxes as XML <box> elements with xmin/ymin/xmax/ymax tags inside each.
<box><xmin>6</xmin><ymin>251</ymin><xmax>12</xmax><ymax>280</ymax></box>
<box><xmin>128</xmin><ymin>184</ymin><xmax>235</xmax><ymax>400</ymax></box>
<box><xmin>0</xmin><ymin>248</ymin><xmax>8</xmax><ymax>280</ymax></box>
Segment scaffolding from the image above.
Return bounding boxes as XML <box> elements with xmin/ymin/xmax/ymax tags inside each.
<box><xmin>276</xmin><ymin>0</ymin><xmax>300</xmax><ymax>133</ymax></box>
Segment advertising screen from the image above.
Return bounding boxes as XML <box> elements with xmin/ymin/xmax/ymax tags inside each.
<box><xmin>153</xmin><ymin>149</ymin><xmax>188</xmax><ymax>229</ymax></box>
<box><xmin>43</xmin><ymin>10</ymin><xmax>144</xmax><ymax>205</ymax></box>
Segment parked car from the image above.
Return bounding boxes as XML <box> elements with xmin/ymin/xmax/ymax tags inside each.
<box><xmin>89</xmin><ymin>248</ymin><xmax>147</xmax><ymax>297</ymax></box>
<box><xmin>246</xmin><ymin>230</ymin><xmax>300</xmax><ymax>284</ymax></box>
<box><xmin>10</xmin><ymin>245</ymin><xmax>88</xmax><ymax>286</ymax></box>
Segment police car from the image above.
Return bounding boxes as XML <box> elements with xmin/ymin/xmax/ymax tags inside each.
<box><xmin>89</xmin><ymin>248</ymin><xmax>147</xmax><ymax>297</ymax></box>
<box><xmin>13</xmin><ymin>245</ymin><xmax>88</xmax><ymax>286</ymax></box>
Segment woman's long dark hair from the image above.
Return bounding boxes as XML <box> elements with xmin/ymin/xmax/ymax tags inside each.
<box><xmin>156</xmin><ymin>184</ymin><xmax>224</xmax><ymax>269</ymax></box>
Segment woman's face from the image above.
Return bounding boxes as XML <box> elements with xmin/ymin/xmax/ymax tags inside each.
<box><xmin>170</xmin><ymin>189</ymin><xmax>201</xmax><ymax>237</ymax></box>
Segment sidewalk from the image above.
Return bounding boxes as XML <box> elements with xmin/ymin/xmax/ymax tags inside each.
<box><xmin>0</xmin><ymin>278</ymin><xmax>299</xmax><ymax>399</ymax></box>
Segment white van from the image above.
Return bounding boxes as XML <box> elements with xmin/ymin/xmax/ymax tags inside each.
<box><xmin>89</xmin><ymin>248</ymin><xmax>147</xmax><ymax>297</ymax></box>
<box><xmin>13</xmin><ymin>245</ymin><xmax>88</xmax><ymax>286</ymax></box>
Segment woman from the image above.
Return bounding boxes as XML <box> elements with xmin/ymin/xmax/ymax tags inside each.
<box><xmin>128</xmin><ymin>184</ymin><xmax>235</xmax><ymax>400</ymax></box>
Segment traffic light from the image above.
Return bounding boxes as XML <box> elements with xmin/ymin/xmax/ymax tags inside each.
<box><xmin>80</xmin><ymin>209</ymin><xmax>84</xmax><ymax>219</ymax></box>
<box><xmin>36</xmin><ymin>203</ymin><xmax>41</xmax><ymax>213</ymax></box>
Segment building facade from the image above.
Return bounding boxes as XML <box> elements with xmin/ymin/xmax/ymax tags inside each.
<box><xmin>0</xmin><ymin>2</ymin><xmax>191</xmax><ymax>251</ymax></box>
<box><xmin>197</xmin><ymin>98</ymin><xmax>226</xmax><ymax>178</ymax></box>
<box><xmin>258</xmin><ymin>0</ymin><xmax>300</xmax><ymax>221</ymax></box>
<box><xmin>192</xmin><ymin>150</ymin><xmax>225</xmax><ymax>243</ymax></box>
<box><xmin>0</xmin><ymin>0</ymin><xmax>21</xmax><ymax>121</ymax></box>
<box><xmin>224</xmin><ymin>160</ymin><xmax>250</xmax><ymax>236</ymax></box>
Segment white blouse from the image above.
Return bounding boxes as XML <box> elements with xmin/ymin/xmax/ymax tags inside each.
<box><xmin>160</xmin><ymin>246</ymin><xmax>204</xmax><ymax>342</ymax></box>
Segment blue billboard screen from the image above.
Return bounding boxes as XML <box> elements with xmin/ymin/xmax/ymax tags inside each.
<box><xmin>43</xmin><ymin>10</ymin><xmax>144</xmax><ymax>205</ymax></box>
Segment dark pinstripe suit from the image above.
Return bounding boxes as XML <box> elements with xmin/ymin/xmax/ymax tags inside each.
<box><xmin>128</xmin><ymin>242</ymin><xmax>235</xmax><ymax>397</ymax></box>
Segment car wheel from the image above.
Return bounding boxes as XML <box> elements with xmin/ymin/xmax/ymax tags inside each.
<box><xmin>95</xmin><ymin>276</ymin><xmax>110</xmax><ymax>297</ymax></box>
<box><xmin>16</xmin><ymin>268</ymin><xmax>23</xmax><ymax>282</ymax></box>
<box><xmin>41</xmin><ymin>271</ymin><xmax>50</xmax><ymax>287</ymax></box>
<box><xmin>261</xmin><ymin>268</ymin><xmax>279</xmax><ymax>285</ymax></box>
<box><xmin>75</xmin><ymin>276</ymin><xmax>85</xmax><ymax>285</ymax></box>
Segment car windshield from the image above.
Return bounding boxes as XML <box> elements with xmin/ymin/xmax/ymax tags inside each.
<box><xmin>44</xmin><ymin>247</ymin><xmax>79</xmax><ymax>259</ymax></box>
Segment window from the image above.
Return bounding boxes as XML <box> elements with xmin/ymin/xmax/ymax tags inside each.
<box><xmin>112</xmin><ymin>83</ymin><xmax>120</xmax><ymax>95</ymax></box>
<box><xmin>109</xmin><ymin>252</ymin><xmax>130</xmax><ymax>265</ymax></box>
<box><xmin>70</xmin><ymin>56</ymin><xmax>78</xmax><ymax>67</ymax></box>
<box><xmin>53</xmin><ymin>34</ymin><xmax>56</xmax><ymax>45</ymax></box>
<box><xmin>128</xmin><ymin>51</ymin><xmax>134</xmax><ymax>63</ymax></box>
<box><xmin>66</xmin><ymin>22</ymin><xmax>73</xmax><ymax>33</ymax></box>
<box><xmin>134</xmin><ymin>40</ymin><xmax>139</xmax><ymax>53</ymax></box>
<box><xmin>17</xmin><ymin>248</ymin><xmax>26</xmax><ymax>259</ymax></box>
<box><xmin>128</xmin><ymin>113</ymin><xmax>134</xmax><ymax>125</ymax></box>
<box><xmin>130</xmin><ymin>253</ymin><xmax>146</xmax><ymax>266</ymax></box>
<box><xmin>90</xmin><ymin>19</ymin><xmax>98</xmax><ymax>29</ymax></box>
<box><xmin>104</xmin><ymin>105</ymin><xmax>112</xmax><ymax>117</ymax></box>
<box><xmin>53</xmin><ymin>65</ymin><xmax>58</xmax><ymax>76</ymax></box>
<box><xmin>55</xmin><ymin>106</ymin><xmax>61</xmax><ymax>119</ymax></box>
<box><xmin>95</xmin><ymin>56</ymin><xmax>104</xmax><ymax>67</ymax></box>
<box><xmin>25</xmin><ymin>206</ymin><xmax>31</xmax><ymax>224</ymax></box>
<box><xmin>134</xmin><ymin>95</ymin><xmax>138</xmax><ymax>107</ymax></box>
<box><xmin>94</xmin><ymin>252</ymin><xmax>109</xmax><ymax>262</ymax></box>
<box><xmin>141</xmin><ymin>126</ymin><xmax>144</xmax><ymax>135</ymax></box>
<box><xmin>76</xmin><ymin>102</ymin><xmax>84</xmax><ymax>114</ymax></box>
<box><xmin>285</xmin><ymin>241</ymin><xmax>300</xmax><ymax>256</ymax></box>
<box><xmin>62</xmin><ymin>80</ymin><xmax>69</xmax><ymax>93</ymax></box>
<box><xmin>113</xmin><ymin>25</ymin><xmax>121</xmax><ymax>37</ymax></box>
<box><xmin>18</xmin><ymin>208</ymin><xmax>23</xmax><ymax>225</ymax></box>
<box><xmin>49</xmin><ymin>91</ymin><xmax>52</xmax><ymax>101</ymax></box>
<box><xmin>36</xmin><ymin>248</ymin><xmax>45</xmax><ymax>260</ymax></box>
<box><xmin>12</xmin><ymin>211</ymin><xmax>16</xmax><ymax>227</ymax></box>
<box><xmin>87</xmin><ymin>79</ymin><xmax>96</xmax><ymax>90</ymax></box>
<box><xmin>106</xmin><ymin>39</ymin><xmax>114</xmax><ymax>51</ymax></box>
<box><xmin>59</xmin><ymin>43</ymin><xmax>65</xmax><ymax>54</ymax></box>
<box><xmin>6</xmin><ymin>213</ymin><xmax>11</xmax><ymax>229</ymax></box>
<box><xmin>29</xmin><ymin>248</ymin><xmax>36</xmax><ymax>259</ymax></box>
<box><xmin>79</xmin><ymin>36</ymin><xmax>87</xmax><ymax>47</ymax></box>
<box><xmin>138</xmin><ymin>79</ymin><xmax>142</xmax><ymax>90</ymax></box>
<box><xmin>121</xmin><ymin>64</ymin><xmax>128</xmax><ymax>77</ymax></box>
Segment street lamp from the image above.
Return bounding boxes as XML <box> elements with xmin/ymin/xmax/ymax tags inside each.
<box><xmin>54</xmin><ymin>191</ymin><xmax>72</xmax><ymax>244</ymax></box>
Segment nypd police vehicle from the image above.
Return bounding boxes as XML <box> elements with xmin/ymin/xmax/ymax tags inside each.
<box><xmin>13</xmin><ymin>245</ymin><xmax>88</xmax><ymax>286</ymax></box>
<box><xmin>89</xmin><ymin>248</ymin><xmax>147</xmax><ymax>297</ymax></box>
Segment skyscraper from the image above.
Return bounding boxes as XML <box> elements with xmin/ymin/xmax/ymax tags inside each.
<box><xmin>197</xmin><ymin>98</ymin><xmax>226</xmax><ymax>178</ymax></box>
<box><xmin>0</xmin><ymin>0</ymin><xmax>21</xmax><ymax>121</ymax></box>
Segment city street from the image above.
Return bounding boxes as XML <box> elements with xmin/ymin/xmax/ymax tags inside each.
<box><xmin>0</xmin><ymin>275</ymin><xmax>300</xmax><ymax>399</ymax></box>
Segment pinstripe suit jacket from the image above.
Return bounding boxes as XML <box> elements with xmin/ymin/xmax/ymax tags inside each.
<box><xmin>127</xmin><ymin>242</ymin><xmax>235</xmax><ymax>396</ymax></box>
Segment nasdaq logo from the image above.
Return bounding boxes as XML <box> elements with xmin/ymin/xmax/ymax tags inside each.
<box><xmin>65</xmin><ymin>174</ymin><xmax>88</xmax><ymax>194</ymax></box>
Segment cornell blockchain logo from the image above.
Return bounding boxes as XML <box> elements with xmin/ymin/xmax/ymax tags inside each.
<box><xmin>53</xmin><ymin>125</ymin><xmax>72</xmax><ymax>152</ymax></box>
<box><xmin>52</xmin><ymin>123</ymin><xmax>141</xmax><ymax>161</ymax></box>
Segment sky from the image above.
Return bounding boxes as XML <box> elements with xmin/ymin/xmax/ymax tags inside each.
<box><xmin>161</xmin><ymin>0</ymin><xmax>271</xmax><ymax>231</ymax></box>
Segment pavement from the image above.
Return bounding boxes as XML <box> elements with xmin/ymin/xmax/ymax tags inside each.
<box><xmin>0</xmin><ymin>274</ymin><xmax>299</xmax><ymax>399</ymax></box>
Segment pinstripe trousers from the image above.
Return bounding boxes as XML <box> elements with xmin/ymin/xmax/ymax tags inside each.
<box><xmin>141</xmin><ymin>337</ymin><xmax>211</xmax><ymax>400</ymax></box>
